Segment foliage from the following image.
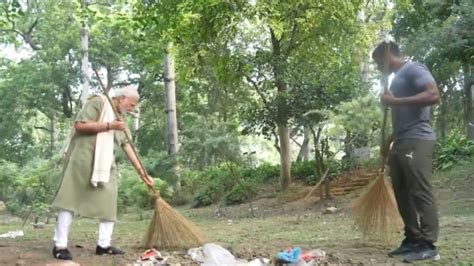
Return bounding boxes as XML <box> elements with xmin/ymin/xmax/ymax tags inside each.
<box><xmin>2</xmin><ymin>0</ymin><xmax>471</xmax><ymax>211</ymax></box>
<box><xmin>187</xmin><ymin>156</ymin><xmax>361</xmax><ymax>207</ymax></box>
<box><xmin>434</xmin><ymin>132</ymin><xmax>474</xmax><ymax>171</ymax></box>
<box><xmin>328</xmin><ymin>94</ymin><xmax>383</xmax><ymax>148</ymax></box>
<box><xmin>0</xmin><ymin>156</ymin><xmax>62</xmax><ymax>219</ymax></box>
<box><xmin>0</xmin><ymin>160</ymin><xmax>21</xmax><ymax>205</ymax></box>
<box><xmin>117</xmin><ymin>163</ymin><xmax>172</xmax><ymax>212</ymax></box>
<box><xmin>392</xmin><ymin>0</ymin><xmax>474</xmax><ymax>138</ymax></box>
<box><xmin>188</xmin><ymin>164</ymin><xmax>234</xmax><ymax>208</ymax></box>
<box><xmin>179</xmin><ymin>113</ymin><xmax>243</xmax><ymax>170</ymax></box>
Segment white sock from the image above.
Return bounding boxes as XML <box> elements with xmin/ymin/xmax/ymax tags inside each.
<box><xmin>53</xmin><ymin>209</ymin><xmax>74</xmax><ymax>248</ymax></box>
<box><xmin>98</xmin><ymin>221</ymin><xmax>114</xmax><ymax>248</ymax></box>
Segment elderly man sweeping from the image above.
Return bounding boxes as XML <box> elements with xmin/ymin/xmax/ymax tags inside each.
<box><xmin>51</xmin><ymin>87</ymin><xmax>153</xmax><ymax>260</ymax></box>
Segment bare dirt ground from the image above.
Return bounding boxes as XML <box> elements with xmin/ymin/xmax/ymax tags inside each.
<box><xmin>1</xmin><ymin>163</ymin><xmax>473</xmax><ymax>265</ymax></box>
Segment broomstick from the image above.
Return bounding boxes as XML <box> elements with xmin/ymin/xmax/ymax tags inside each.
<box><xmin>351</xmin><ymin>40</ymin><xmax>401</xmax><ymax>241</ymax></box>
<box><xmin>93</xmin><ymin>68</ymin><xmax>206</xmax><ymax>248</ymax></box>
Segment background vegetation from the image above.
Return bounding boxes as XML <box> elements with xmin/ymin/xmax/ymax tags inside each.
<box><xmin>0</xmin><ymin>0</ymin><xmax>472</xmax><ymax>223</ymax></box>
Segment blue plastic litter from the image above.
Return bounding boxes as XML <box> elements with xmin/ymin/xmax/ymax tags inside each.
<box><xmin>276</xmin><ymin>247</ymin><xmax>302</xmax><ymax>263</ymax></box>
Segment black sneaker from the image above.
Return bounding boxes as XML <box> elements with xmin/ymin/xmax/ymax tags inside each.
<box><xmin>52</xmin><ymin>246</ymin><xmax>73</xmax><ymax>260</ymax></box>
<box><xmin>95</xmin><ymin>245</ymin><xmax>125</xmax><ymax>255</ymax></box>
<box><xmin>388</xmin><ymin>239</ymin><xmax>421</xmax><ymax>257</ymax></box>
<box><xmin>402</xmin><ymin>245</ymin><xmax>440</xmax><ymax>263</ymax></box>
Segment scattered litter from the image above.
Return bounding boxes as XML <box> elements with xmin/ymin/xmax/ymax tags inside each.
<box><xmin>227</xmin><ymin>219</ymin><xmax>233</xmax><ymax>225</ymax></box>
<box><xmin>323</xmin><ymin>207</ymin><xmax>339</xmax><ymax>214</ymax></box>
<box><xmin>301</xmin><ymin>249</ymin><xmax>326</xmax><ymax>262</ymax></box>
<box><xmin>276</xmin><ymin>247</ymin><xmax>301</xmax><ymax>264</ymax></box>
<box><xmin>202</xmin><ymin>243</ymin><xmax>236</xmax><ymax>266</ymax></box>
<box><xmin>187</xmin><ymin>247</ymin><xmax>205</xmax><ymax>262</ymax></box>
<box><xmin>0</xmin><ymin>230</ymin><xmax>24</xmax><ymax>238</ymax></box>
<box><xmin>247</xmin><ymin>258</ymin><xmax>271</xmax><ymax>266</ymax></box>
<box><xmin>275</xmin><ymin>247</ymin><xmax>326</xmax><ymax>266</ymax></box>
<box><xmin>188</xmin><ymin>244</ymin><xmax>271</xmax><ymax>266</ymax></box>
<box><xmin>129</xmin><ymin>248</ymin><xmax>167</xmax><ymax>266</ymax></box>
<box><xmin>140</xmin><ymin>248</ymin><xmax>163</xmax><ymax>261</ymax></box>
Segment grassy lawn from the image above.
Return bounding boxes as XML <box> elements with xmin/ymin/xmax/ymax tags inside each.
<box><xmin>1</xmin><ymin>161</ymin><xmax>473</xmax><ymax>265</ymax></box>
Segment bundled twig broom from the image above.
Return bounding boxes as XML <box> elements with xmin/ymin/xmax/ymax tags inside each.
<box><xmin>144</xmin><ymin>190</ymin><xmax>207</xmax><ymax>248</ymax></box>
<box><xmin>351</xmin><ymin>40</ymin><xmax>401</xmax><ymax>240</ymax></box>
<box><xmin>93</xmin><ymin>69</ymin><xmax>206</xmax><ymax>248</ymax></box>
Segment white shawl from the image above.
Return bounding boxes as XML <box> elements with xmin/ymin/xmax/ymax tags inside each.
<box><xmin>90</xmin><ymin>95</ymin><xmax>116</xmax><ymax>187</ymax></box>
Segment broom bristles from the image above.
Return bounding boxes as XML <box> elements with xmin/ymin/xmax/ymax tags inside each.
<box><xmin>145</xmin><ymin>196</ymin><xmax>207</xmax><ymax>249</ymax></box>
<box><xmin>352</xmin><ymin>174</ymin><xmax>401</xmax><ymax>241</ymax></box>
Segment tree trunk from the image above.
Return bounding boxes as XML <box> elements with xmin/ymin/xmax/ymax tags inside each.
<box><xmin>296</xmin><ymin>125</ymin><xmax>310</xmax><ymax>162</ymax></box>
<box><xmin>343</xmin><ymin>130</ymin><xmax>353</xmax><ymax>160</ymax></box>
<box><xmin>164</xmin><ymin>42</ymin><xmax>180</xmax><ymax>190</ymax></box>
<box><xmin>80</xmin><ymin>0</ymin><xmax>90</xmax><ymax>105</ymax></box>
<box><xmin>50</xmin><ymin>112</ymin><xmax>56</xmax><ymax>157</ymax></box>
<box><xmin>270</xmin><ymin>28</ymin><xmax>291</xmax><ymax>190</ymax></box>
<box><xmin>438</xmin><ymin>89</ymin><xmax>447</xmax><ymax>141</ymax></box>
<box><xmin>132</xmin><ymin>107</ymin><xmax>140</xmax><ymax>142</ymax></box>
<box><xmin>464</xmin><ymin>63</ymin><xmax>474</xmax><ymax>140</ymax></box>
<box><xmin>278</xmin><ymin>124</ymin><xmax>291</xmax><ymax>190</ymax></box>
<box><xmin>310</xmin><ymin>126</ymin><xmax>324</xmax><ymax>176</ymax></box>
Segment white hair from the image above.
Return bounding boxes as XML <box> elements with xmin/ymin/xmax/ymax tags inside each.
<box><xmin>115</xmin><ymin>87</ymin><xmax>139</xmax><ymax>99</ymax></box>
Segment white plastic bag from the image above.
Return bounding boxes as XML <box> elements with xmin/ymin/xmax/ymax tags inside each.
<box><xmin>0</xmin><ymin>230</ymin><xmax>24</xmax><ymax>238</ymax></box>
<box><xmin>188</xmin><ymin>247</ymin><xmax>205</xmax><ymax>262</ymax></box>
<box><xmin>201</xmin><ymin>243</ymin><xmax>236</xmax><ymax>266</ymax></box>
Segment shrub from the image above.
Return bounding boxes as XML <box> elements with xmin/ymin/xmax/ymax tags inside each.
<box><xmin>292</xmin><ymin>160</ymin><xmax>317</xmax><ymax>183</ymax></box>
<box><xmin>0</xmin><ymin>156</ymin><xmax>62</xmax><ymax>219</ymax></box>
<box><xmin>117</xmin><ymin>164</ymin><xmax>172</xmax><ymax>212</ymax></box>
<box><xmin>224</xmin><ymin>180</ymin><xmax>258</xmax><ymax>205</ymax></box>
<box><xmin>253</xmin><ymin>163</ymin><xmax>280</xmax><ymax>182</ymax></box>
<box><xmin>435</xmin><ymin>132</ymin><xmax>474</xmax><ymax>171</ymax></box>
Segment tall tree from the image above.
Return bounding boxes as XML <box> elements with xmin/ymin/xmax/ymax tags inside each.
<box><xmin>164</xmin><ymin>42</ymin><xmax>180</xmax><ymax>190</ymax></box>
<box><xmin>80</xmin><ymin>0</ymin><xmax>91</xmax><ymax>105</ymax></box>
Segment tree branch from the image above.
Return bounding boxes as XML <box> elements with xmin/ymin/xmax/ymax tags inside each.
<box><xmin>244</xmin><ymin>75</ymin><xmax>272</xmax><ymax>111</ymax></box>
<box><xmin>290</xmin><ymin>135</ymin><xmax>302</xmax><ymax>147</ymax></box>
<box><xmin>284</xmin><ymin>16</ymin><xmax>299</xmax><ymax>57</ymax></box>
<box><xmin>272</xmin><ymin>129</ymin><xmax>280</xmax><ymax>153</ymax></box>
<box><xmin>2</xmin><ymin>4</ymin><xmax>41</xmax><ymax>50</ymax></box>
<box><xmin>34</xmin><ymin>126</ymin><xmax>51</xmax><ymax>132</ymax></box>
<box><xmin>26</xmin><ymin>18</ymin><xmax>38</xmax><ymax>35</ymax></box>
<box><xmin>106</xmin><ymin>65</ymin><xmax>113</xmax><ymax>93</ymax></box>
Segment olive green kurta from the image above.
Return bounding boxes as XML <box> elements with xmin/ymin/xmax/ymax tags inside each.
<box><xmin>52</xmin><ymin>96</ymin><xmax>127</xmax><ymax>221</ymax></box>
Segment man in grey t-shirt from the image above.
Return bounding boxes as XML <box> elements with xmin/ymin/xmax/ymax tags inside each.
<box><xmin>372</xmin><ymin>41</ymin><xmax>440</xmax><ymax>263</ymax></box>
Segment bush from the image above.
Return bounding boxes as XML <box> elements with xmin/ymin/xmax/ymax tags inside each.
<box><xmin>117</xmin><ymin>164</ymin><xmax>172</xmax><ymax>212</ymax></box>
<box><xmin>189</xmin><ymin>165</ymin><xmax>234</xmax><ymax>208</ymax></box>
<box><xmin>435</xmin><ymin>132</ymin><xmax>474</xmax><ymax>171</ymax></box>
<box><xmin>0</xmin><ymin>160</ymin><xmax>21</xmax><ymax>204</ymax></box>
<box><xmin>0</xmin><ymin>156</ymin><xmax>62</xmax><ymax>219</ymax></box>
<box><xmin>224</xmin><ymin>180</ymin><xmax>257</xmax><ymax>205</ymax></box>
<box><xmin>184</xmin><ymin>158</ymin><xmax>366</xmax><ymax>208</ymax></box>
<box><xmin>253</xmin><ymin>163</ymin><xmax>280</xmax><ymax>181</ymax></box>
<box><xmin>292</xmin><ymin>160</ymin><xmax>318</xmax><ymax>183</ymax></box>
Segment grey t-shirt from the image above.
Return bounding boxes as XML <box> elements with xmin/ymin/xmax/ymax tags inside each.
<box><xmin>389</xmin><ymin>61</ymin><xmax>436</xmax><ymax>140</ymax></box>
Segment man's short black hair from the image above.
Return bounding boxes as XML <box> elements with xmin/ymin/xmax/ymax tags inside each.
<box><xmin>372</xmin><ymin>41</ymin><xmax>400</xmax><ymax>60</ymax></box>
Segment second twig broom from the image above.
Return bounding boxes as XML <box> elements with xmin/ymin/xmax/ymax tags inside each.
<box><xmin>93</xmin><ymin>68</ymin><xmax>207</xmax><ymax>248</ymax></box>
<box><xmin>351</xmin><ymin>40</ymin><xmax>401</xmax><ymax>241</ymax></box>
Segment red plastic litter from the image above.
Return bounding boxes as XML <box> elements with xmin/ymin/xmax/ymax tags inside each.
<box><xmin>140</xmin><ymin>248</ymin><xmax>162</xmax><ymax>261</ymax></box>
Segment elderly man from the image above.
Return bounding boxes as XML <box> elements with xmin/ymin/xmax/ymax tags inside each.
<box><xmin>51</xmin><ymin>88</ymin><xmax>153</xmax><ymax>260</ymax></box>
<box><xmin>372</xmin><ymin>41</ymin><xmax>440</xmax><ymax>263</ymax></box>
